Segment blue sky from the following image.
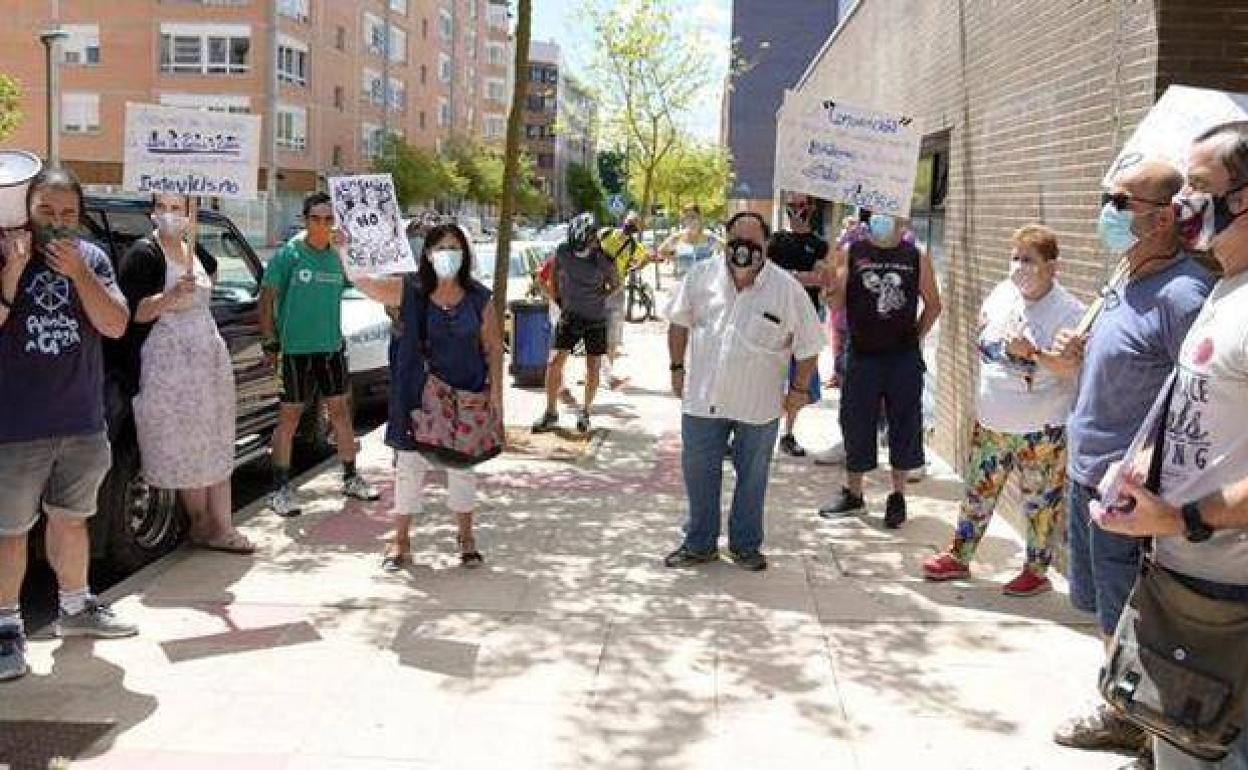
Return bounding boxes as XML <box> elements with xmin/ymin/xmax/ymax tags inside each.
<box><xmin>531</xmin><ymin>0</ymin><xmax>733</xmax><ymax>142</ymax></box>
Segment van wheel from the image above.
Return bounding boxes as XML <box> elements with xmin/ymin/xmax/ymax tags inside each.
<box><xmin>97</xmin><ymin>436</ymin><xmax>183</xmax><ymax>575</ymax></box>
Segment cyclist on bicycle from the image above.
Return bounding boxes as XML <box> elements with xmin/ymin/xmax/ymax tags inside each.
<box><xmin>598</xmin><ymin>211</ymin><xmax>653</xmax><ymax>390</ymax></box>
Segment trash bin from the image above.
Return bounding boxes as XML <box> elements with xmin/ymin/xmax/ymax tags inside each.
<box><xmin>509</xmin><ymin>299</ymin><xmax>552</xmax><ymax>387</ymax></box>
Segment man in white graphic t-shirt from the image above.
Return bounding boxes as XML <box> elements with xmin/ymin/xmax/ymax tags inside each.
<box><xmin>1099</xmin><ymin>122</ymin><xmax>1248</xmax><ymax>770</ymax></box>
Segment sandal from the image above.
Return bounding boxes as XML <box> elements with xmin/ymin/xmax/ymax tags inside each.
<box><xmin>458</xmin><ymin>536</ymin><xmax>484</xmax><ymax>568</ymax></box>
<box><xmin>202</xmin><ymin>531</ymin><xmax>256</xmax><ymax>555</ymax></box>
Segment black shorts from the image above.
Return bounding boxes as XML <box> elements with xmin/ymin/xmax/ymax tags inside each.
<box><xmin>280</xmin><ymin>350</ymin><xmax>349</xmax><ymax>404</ymax></box>
<box><xmin>553</xmin><ymin>314</ymin><xmax>609</xmax><ymax>356</ymax></box>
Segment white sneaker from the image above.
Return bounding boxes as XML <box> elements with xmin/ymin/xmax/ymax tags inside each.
<box><xmin>813</xmin><ymin>444</ymin><xmax>847</xmax><ymax>466</ymax></box>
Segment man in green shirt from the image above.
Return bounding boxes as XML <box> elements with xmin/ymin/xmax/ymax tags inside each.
<box><xmin>260</xmin><ymin>192</ymin><xmax>379</xmax><ymax>516</ymax></box>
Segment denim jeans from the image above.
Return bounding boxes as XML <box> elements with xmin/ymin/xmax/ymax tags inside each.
<box><xmin>1065</xmin><ymin>480</ymin><xmax>1146</xmax><ymax>635</ymax></box>
<box><xmin>680</xmin><ymin>414</ymin><xmax>780</xmax><ymax>554</ymax></box>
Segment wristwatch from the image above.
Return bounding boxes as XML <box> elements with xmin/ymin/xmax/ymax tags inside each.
<box><xmin>261</xmin><ymin>339</ymin><xmax>281</xmax><ymax>355</ymax></box>
<box><xmin>1181</xmin><ymin>500</ymin><xmax>1214</xmax><ymax>543</ymax></box>
<box><xmin>669</xmin><ymin>363</ymin><xmax>685</xmax><ymax>373</ymax></box>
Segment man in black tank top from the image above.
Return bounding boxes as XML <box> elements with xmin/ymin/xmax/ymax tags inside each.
<box><xmin>818</xmin><ymin>212</ymin><xmax>942</xmax><ymax>528</ymax></box>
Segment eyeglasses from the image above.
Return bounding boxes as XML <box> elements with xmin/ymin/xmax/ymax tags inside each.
<box><xmin>1101</xmin><ymin>191</ymin><xmax>1170</xmax><ymax>212</ymax></box>
<box><xmin>306</xmin><ymin>215</ymin><xmax>335</xmax><ymax>223</ymax></box>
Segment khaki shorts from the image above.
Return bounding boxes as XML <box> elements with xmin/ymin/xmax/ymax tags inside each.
<box><xmin>0</xmin><ymin>432</ymin><xmax>112</xmax><ymax>536</ymax></box>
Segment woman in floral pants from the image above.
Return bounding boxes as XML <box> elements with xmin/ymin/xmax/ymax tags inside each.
<box><xmin>922</xmin><ymin>225</ymin><xmax>1085</xmax><ymax>596</ymax></box>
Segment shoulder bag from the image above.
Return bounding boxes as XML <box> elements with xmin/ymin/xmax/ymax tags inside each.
<box><xmin>1099</xmin><ymin>380</ymin><xmax>1248</xmax><ymax>761</ymax></box>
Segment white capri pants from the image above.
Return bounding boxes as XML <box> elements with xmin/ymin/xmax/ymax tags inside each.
<box><xmin>393</xmin><ymin>450</ymin><xmax>477</xmax><ymax>515</ymax></box>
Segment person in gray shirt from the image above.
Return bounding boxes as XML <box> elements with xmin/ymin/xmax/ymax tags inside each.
<box><xmin>1101</xmin><ymin>121</ymin><xmax>1248</xmax><ymax>770</ymax></box>
<box><xmin>532</xmin><ymin>213</ymin><xmax>620</xmax><ymax>435</ymax></box>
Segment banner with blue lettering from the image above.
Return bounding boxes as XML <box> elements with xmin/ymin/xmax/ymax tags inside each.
<box><xmin>774</xmin><ymin>94</ymin><xmax>922</xmax><ymax>217</ymax></box>
<box><xmin>329</xmin><ymin>173</ymin><xmax>418</xmax><ymax>277</ymax></box>
<box><xmin>123</xmin><ymin>103</ymin><xmax>261</xmax><ymax>198</ymax></box>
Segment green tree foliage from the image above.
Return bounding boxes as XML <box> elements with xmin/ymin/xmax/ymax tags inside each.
<box><xmin>583</xmin><ymin>0</ymin><xmax>712</xmax><ymax>224</ymax></box>
<box><xmin>443</xmin><ymin>137</ymin><xmax>505</xmax><ymax>206</ymax></box>
<box><xmin>596</xmin><ymin>150</ymin><xmax>627</xmax><ymax>196</ymax></box>
<box><xmin>631</xmin><ymin>136</ymin><xmax>733</xmax><ymax>221</ymax></box>
<box><xmin>566</xmin><ymin>161</ymin><xmax>607</xmax><ymax>219</ymax></box>
<box><xmin>0</xmin><ymin>75</ymin><xmax>21</xmax><ymax>141</ymax></box>
<box><xmin>373</xmin><ymin>134</ymin><xmax>465</xmax><ymax>209</ymax></box>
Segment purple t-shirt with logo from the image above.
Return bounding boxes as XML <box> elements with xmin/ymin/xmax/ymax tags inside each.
<box><xmin>0</xmin><ymin>240</ymin><xmax>121</xmax><ymax>443</ymax></box>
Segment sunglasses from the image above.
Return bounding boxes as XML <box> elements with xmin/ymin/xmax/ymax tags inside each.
<box><xmin>1101</xmin><ymin>191</ymin><xmax>1170</xmax><ymax>212</ymax></box>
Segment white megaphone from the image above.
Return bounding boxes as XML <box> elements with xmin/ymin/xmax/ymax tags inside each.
<box><xmin>0</xmin><ymin>151</ymin><xmax>44</xmax><ymax>229</ymax></box>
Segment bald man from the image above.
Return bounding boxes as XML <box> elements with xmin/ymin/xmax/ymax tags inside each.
<box><xmin>1050</xmin><ymin>159</ymin><xmax>1215</xmax><ymax>759</ymax></box>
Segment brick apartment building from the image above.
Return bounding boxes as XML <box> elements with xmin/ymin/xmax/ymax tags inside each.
<box><xmin>790</xmin><ymin>0</ymin><xmax>1248</xmax><ymax>470</ymax></box>
<box><xmin>722</xmin><ymin>0</ymin><xmax>840</xmax><ymax>216</ymax></box>
<box><xmin>522</xmin><ymin>40</ymin><xmax>597</xmax><ymax>222</ymax></box>
<box><xmin>0</xmin><ymin>0</ymin><xmax>512</xmax><ymax>232</ymax></box>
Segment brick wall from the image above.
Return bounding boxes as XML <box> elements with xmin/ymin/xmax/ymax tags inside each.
<box><xmin>795</xmin><ymin>0</ymin><xmax>1247</xmax><ymax>473</ymax></box>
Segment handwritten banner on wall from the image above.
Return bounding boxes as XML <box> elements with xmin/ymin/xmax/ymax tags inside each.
<box><xmin>774</xmin><ymin>94</ymin><xmax>922</xmax><ymax>217</ymax></box>
<box><xmin>123</xmin><ymin>103</ymin><xmax>261</xmax><ymax>198</ymax></box>
<box><xmin>329</xmin><ymin>174</ymin><xmax>418</xmax><ymax>277</ymax></box>
<box><xmin>1103</xmin><ymin>85</ymin><xmax>1248</xmax><ymax>187</ymax></box>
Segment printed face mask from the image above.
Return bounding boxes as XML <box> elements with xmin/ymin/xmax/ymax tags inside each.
<box><xmin>787</xmin><ymin>204</ymin><xmax>811</xmax><ymax>226</ymax></box>
<box><xmin>1097</xmin><ymin>203</ymin><xmax>1138</xmax><ymax>255</ymax></box>
<box><xmin>868</xmin><ymin>214</ymin><xmax>896</xmax><ymax>242</ymax></box>
<box><xmin>431</xmin><ymin>249</ymin><xmax>463</xmax><ymax>278</ymax></box>
<box><xmin>152</xmin><ymin>212</ymin><xmax>189</xmax><ymax>238</ymax></box>
<box><xmin>1175</xmin><ymin>184</ymin><xmax>1248</xmax><ymax>251</ymax></box>
<box><xmin>725</xmin><ymin>238</ymin><xmax>763</xmax><ymax>270</ymax></box>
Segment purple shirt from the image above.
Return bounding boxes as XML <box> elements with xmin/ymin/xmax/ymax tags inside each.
<box><xmin>0</xmin><ymin>240</ymin><xmax>121</xmax><ymax>443</ymax></box>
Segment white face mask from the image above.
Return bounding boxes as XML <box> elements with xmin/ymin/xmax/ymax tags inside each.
<box><xmin>431</xmin><ymin>248</ymin><xmax>463</xmax><ymax>279</ymax></box>
<box><xmin>152</xmin><ymin>212</ymin><xmax>188</xmax><ymax>238</ymax></box>
<box><xmin>1009</xmin><ymin>260</ymin><xmax>1045</xmax><ymax>297</ymax></box>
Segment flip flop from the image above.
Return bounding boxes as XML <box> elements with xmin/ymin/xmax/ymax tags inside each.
<box><xmin>202</xmin><ymin>532</ymin><xmax>256</xmax><ymax>555</ymax></box>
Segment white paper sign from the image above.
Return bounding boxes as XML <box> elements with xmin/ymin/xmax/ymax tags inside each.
<box><xmin>329</xmin><ymin>174</ymin><xmax>417</xmax><ymax>276</ymax></box>
<box><xmin>774</xmin><ymin>94</ymin><xmax>922</xmax><ymax>217</ymax></box>
<box><xmin>1103</xmin><ymin>85</ymin><xmax>1248</xmax><ymax>187</ymax></box>
<box><xmin>123</xmin><ymin>103</ymin><xmax>261</xmax><ymax>198</ymax></box>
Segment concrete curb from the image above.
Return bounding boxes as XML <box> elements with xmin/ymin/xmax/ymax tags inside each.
<box><xmin>91</xmin><ymin>456</ymin><xmax>339</xmax><ymax>609</ymax></box>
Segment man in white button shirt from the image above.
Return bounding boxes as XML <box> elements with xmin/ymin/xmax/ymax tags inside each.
<box><xmin>663</xmin><ymin>212</ymin><xmax>825</xmax><ymax>572</ymax></box>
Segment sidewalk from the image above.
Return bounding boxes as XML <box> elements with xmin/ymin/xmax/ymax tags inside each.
<box><xmin>1</xmin><ymin>318</ymin><xmax>1125</xmax><ymax>770</ymax></box>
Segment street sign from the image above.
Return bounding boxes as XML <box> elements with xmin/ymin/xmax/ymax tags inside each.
<box><xmin>607</xmin><ymin>194</ymin><xmax>627</xmax><ymax>217</ymax></box>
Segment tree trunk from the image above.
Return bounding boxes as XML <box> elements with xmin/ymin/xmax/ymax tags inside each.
<box><xmin>493</xmin><ymin>0</ymin><xmax>532</xmax><ymax>331</ymax></box>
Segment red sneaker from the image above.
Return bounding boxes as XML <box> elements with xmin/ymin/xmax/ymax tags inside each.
<box><xmin>922</xmin><ymin>552</ymin><xmax>970</xmax><ymax>581</ymax></box>
<box><xmin>1002</xmin><ymin>569</ymin><xmax>1052</xmax><ymax>597</ymax></box>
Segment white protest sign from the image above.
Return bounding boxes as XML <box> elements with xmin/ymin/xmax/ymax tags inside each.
<box><xmin>329</xmin><ymin>174</ymin><xmax>418</xmax><ymax>277</ymax></box>
<box><xmin>1103</xmin><ymin>85</ymin><xmax>1248</xmax><ymax>187</ymax></box>
<box><xmin>123</xmin><ymin>103</ymin><xmax>261</xmax><ymax>198</ymax></box>
<box><xmin>774</xmin><ymin>93</ymin><xmax>922</xmax><ymax>217</ymax></box>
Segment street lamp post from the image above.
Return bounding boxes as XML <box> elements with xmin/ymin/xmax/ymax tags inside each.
<box><xmin>38</xmin><ymin>28</ymin><xmax>70</xmax><ymax>168</ymax></box>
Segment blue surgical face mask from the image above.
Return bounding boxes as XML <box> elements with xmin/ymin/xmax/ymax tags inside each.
<box><xmin>431</xmin><ymin>248</ymin><xmax>463</xmax><ymax>279</ymax></box>
<box><xmin>1097</xmin><ymin>203</ymin><xmax>1139</xmax><ymax>255</ymax></box>
<box><xmin>868</xmin><ymin>214</ymin><xmax>896</xmax><ymax>242</ymax></box>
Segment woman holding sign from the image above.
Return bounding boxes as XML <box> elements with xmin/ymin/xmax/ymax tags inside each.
<box><xmin>116</xmin><ymin>193</ymin><xmax>251</xmax><ymax>554</ymax></box>
<box><xmin>352</xmin><ymin>224</ymin><xmax>504</xmax><ymax>572</ymax></box>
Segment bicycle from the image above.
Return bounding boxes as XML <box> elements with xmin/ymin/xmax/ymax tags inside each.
<box><xmin>624</xmin><ymin>268</ymin><xmax>655</xmax><ymax>323</ymax></box>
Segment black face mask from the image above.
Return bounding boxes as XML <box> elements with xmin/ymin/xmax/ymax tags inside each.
<box><xmin>726</xmin><ymin>238</ymin><xmax>763</xmax><ymax>269</ymax></box>
<box><xmin>1214</xmin><ymin>183</ymin><xmax>1248</xmax><ymax>234</ymax></box>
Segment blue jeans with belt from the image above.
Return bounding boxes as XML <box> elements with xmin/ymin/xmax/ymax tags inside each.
<box><xmin>680</xmin><ymin>414</ymin><xmax>780</xmax><ymax>555</ymax></box>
